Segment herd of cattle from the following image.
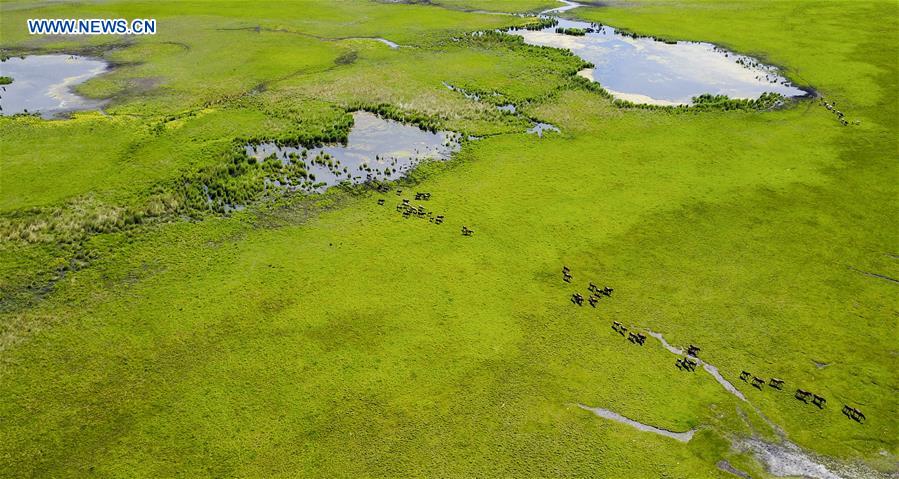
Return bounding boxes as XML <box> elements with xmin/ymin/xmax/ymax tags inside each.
<box><xmin>562</xmin><ymin>265</ymin><xmax>867</xmax><ymax>424</ymax></box>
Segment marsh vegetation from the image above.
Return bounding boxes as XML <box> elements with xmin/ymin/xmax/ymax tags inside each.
<box><xmin>0</xmin><ymin>0</ymin><xmax>895</xmax><ymax>477</ymax></box>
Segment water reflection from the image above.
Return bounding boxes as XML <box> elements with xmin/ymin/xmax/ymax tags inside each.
<box><xmin>0</xmin><ymin>54</ymin><xmax>107</xmax><ymax>118</ymax></box>
<box><xmin>511</xmin><ymin>2</ymin><xmax>807</xmax><ymax>105</ymax></box>
<box><xmin>245</xmin><ymin>111</ymin><xmax>461</xmax><ymax>193</ymax></box>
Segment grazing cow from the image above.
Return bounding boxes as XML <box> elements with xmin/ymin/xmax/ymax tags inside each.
<box><xmin>462</xmin><ymin>226</ymin><xmax>473</xmax><ymax>236</ymax></box>
<box><xmin>628</xmin><ymin>332</ymin><xmax>646</xmax><ymax>345</ymax></box>
<box><xmin>687</xmin><ymin>345</ymin><xmax>700</xmax><ymax>357</ymax></box>
<box><xmin>795</xmin><ymin>389</ymin><xmax>811</xmax><ymax>403</ymax></box>
<box><xmin>396</xmin><ymin>189</ymin><xmax>403</xmax><ymax>196</ymax></box>
<box><xmin>562</xmin><ymin>266</ymin><xmax>570</xmax><ymax>274</ymax></box>
<box><xmin>588</xmin><ymin>282</ymin><xmax>598</xmax><ymax>292</ymax></box>
<box><xmin>571</xmin><ymin>293</ymin><xmax>584</xmax><ymax>306</ymax></box>
<box><xmin>769</xmin><ymin>378</ymin><xmax>784</xmax><ymax>390</ymax></box>
<box><xmin>377</xmin><ymin>184</ymin><xmax>390</xmax><ymax>193</ymax></box>
<box><xmin>588</xmin><ymin>296</ymin><xmax>598</xmax><ymax>307</ymax></box>
<box><xmin>751</xmin><ymin>377</ymin><xmax>765</xmax><ymax>390</ymax></box>
<box><xmin>602</xmin><ymin>286</ymin><xmax>613</xmax><ymax>296</ymax></box>
<box><xmin>811</xmin><ymin>395</ymin><xmax>826</xmax><ymax>409</ymax></box>
<box><xmin>377</xmin><ymin>199</ymin><xmax>385</xmax><ymax>205</ymax></box>
<box><xmin>402</xmin><ymin>199</ymin><xmax>410</xmax><ymax>206</ymax></box>
<box><xmin>563</xmin><ymin>273</ymin><xmax>572</xmax><ymax>283</ymax></box>
<box><xmin>740</xmin><ymin>371</ymin><xmax>751</xmax><ymax>382</ymax></box>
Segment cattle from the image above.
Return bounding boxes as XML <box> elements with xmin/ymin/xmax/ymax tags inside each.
<box><xmin>811</xmin><ymin>394</ymin><xmax>826</xmax><ymax>409</ymax></box>
<box><xmin>795</xmin><ymin>389</ymin><xmax>812</xmax><ymax>403</ymax></box>
<box><xmin>842</xmin><ymin>405</ymin><xmax>866</xmax><ymax>423</ymax></box>
<box><xmin>588</xmin><ymin>296</ymin><xmax>598</xmax><ymax>307</ymax></box>
<box><xmin>377</xmin><ymin>199</ymin><xmax>385</xmax><ymax>206</ymax></box>
<box><xmin>751</xmin><ymin>377</ymin><xmax>765</xmax><ymax>390</ymax></box>
<box><xmin>628</xmin><ymin>332</ymin><xmax>646</xmax><ymax>345</ymax></box>
<box><xmin>769</xmin><ymin>378</ymin><xmax>784</xmax><ymax>390</ymax></box>
<box><xmin>740</xmin><ymin>371</ymin><xmax>751</xmax><ymax>382</ymax></box>
<box><xmin>676</xmin><ymin>358</ymin><xmax>697</xmax><ymax>372</ymax></box>
<box><xmin>687</xmin><ymin>345</ymin><xmax>700</xmax><ymax>357</ymax></box>
<box><xmin>462</xmin><ymin>226</ymin><xmax>474</xmax><ymax>237</ymax></box>
<box><xmin>571</xmin><ymin>293</ymin><xmax>584</xmax><ymax>306</ymax></box>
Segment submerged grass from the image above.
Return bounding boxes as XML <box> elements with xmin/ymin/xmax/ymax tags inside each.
<box><xmin>0</xmin><ymin>0</ymin><xmax>896</xmax><ymax>477</ymax></box>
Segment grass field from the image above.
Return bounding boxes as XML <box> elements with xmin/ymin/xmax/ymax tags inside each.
<box><xmin>1</xmin><ymin>0</ymin><xmax>897</xmax><ymax>477</ymax></box>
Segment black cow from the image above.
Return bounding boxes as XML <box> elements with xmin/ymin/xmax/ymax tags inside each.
<box><xmin>740</xmin><ymin>371</ymin><xmax>751</xmax><ymax>382</ymax></box>
<box><xmin>571</xmin><ymin>293</ymin><xmax>584</xmax><ymax>306</ymax></box>
<box><xmin>687</xmin><ymin>345</ymin><xmax>700</xmax><ymax>357</ymax></box>
<box><xmin>842</xmin><ymin>405</ymin><xmax>866</xmax><ymax>423</ymax></box>
<box><xmin>751</xmin><ymin>377</ymin><xmax>765</xmax><ymax>390</ymax></box>
<box><xmin>377</xmin><ymin>199</ymin><xmax>385</xmax><ymax>205</ymax></box>
<box><xmin>811</xmin><ymin>394</ymin><xmax>826</xmax><ymax>409</ymax></box>
<box><xmin>769</xmin><ymin>378</ymin><xmax>784</xmax><ymax>390</ymax></box>
<box><xmin>795</xmin><ymin>389</ymin><xmax>811</xmax><ymax>403</ymax></box>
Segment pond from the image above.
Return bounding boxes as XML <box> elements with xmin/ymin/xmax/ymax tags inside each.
<box><xmin>0</xmin><ymin>54</ymin><xmax>108</xmax><ymax>118</ymax></box>
<box><xmin>245</xmin><ymin>111</ymin><xmax>461</xmax><ymax>193</ymax></box>
<box><xmin>510</xmin><ymin>1</ymin><xmax>808</xmax><ymax>105</ymax></box>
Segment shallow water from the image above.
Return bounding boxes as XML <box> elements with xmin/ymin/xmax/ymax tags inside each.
<box><xmin>0</xmin><ymin>54</ymin><xmax>107</xmax><ymax>118</ymax></box>
<box><xmin>510</xmin><ymin>2</ymin><xmax>807</xmax><ymax>105</ymax></box>
<box><xmin>577</xmin><ymin>404</ymin><xmax>695</xmax><ymax>442</ymax></box>
<box><xmin>373</xmin><ymin>38</ymin><xmax>399</xmax><ymax>49</ymax></box>
<box><xmin>526</xmin><ymin>122</ymin><xmax>560</xmax><ymax>137</ymax></box>
<box><xmin>245</xmin><ymin>111</ymin><xmax>460</xmax><ymax>193</ymax></box>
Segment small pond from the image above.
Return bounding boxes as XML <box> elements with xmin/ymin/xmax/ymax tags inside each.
<box><xmin>245</xmin><ymin>111</ymin><xmax>461</xmax><ymax>193</ymax></box>
<box><xmin>0</xmin><ymin>54</ymin><xmax>108</xmax><ymax>118</ymax></box>
<box><xmin>510</xmin><ymin>1</ymin><xmax>807</xmax><ymax>105</ymax></box>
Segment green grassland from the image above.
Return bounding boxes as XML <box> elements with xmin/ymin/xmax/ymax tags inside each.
<box><xmin>1</xmin><ymin>0</ymin><xmax>897</xmax><ymax>477</ymax></box>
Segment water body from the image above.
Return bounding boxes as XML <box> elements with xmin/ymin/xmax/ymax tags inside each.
<box><xmin>510</xmin><ymin>1</ymin><xmax>807</xmax><ymax>105</ymax></box>
<box><xmin>373</xmin><ymin>38</ymin><xmax>400</xmax><ymax>49</ymax></box>
<box><xmin>0</xmin><ymin>54</ymin><xmax>107</xmax><ymax>118</ymax></box>
<box><xmin>526</xmin><ymin>122</ymin><xmax>560</xmax><ymax>137</ymax></box>
<box><xmin>577</xmin><ymin>404</ymin><xmax>696</xmax><ymax>442</ymax></box>
<box><xmin>245</xmin><ymin>111</ymin><xmax>460</xmax><ymax>193</ymax></box>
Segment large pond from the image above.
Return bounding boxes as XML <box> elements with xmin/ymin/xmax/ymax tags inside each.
<box><xmin>0</xmin><ymin>54</ymin><xmax>108</xmax><ymax>118</ymax></box>
<box><xmin>245</xmin><ymin>111</ymin><xmax>461</xmax><ymax>193</ymax></box>
<box><xmin>510</xmin><ymin>1</ymin><xmax>807</xmax><ymax>105</ymax></box>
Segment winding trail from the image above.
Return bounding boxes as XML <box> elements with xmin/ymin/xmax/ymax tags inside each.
<box><xmin>577</xmin><ymin>404</ymin><xmax>695</xmax><ymax>442</ymax></box>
